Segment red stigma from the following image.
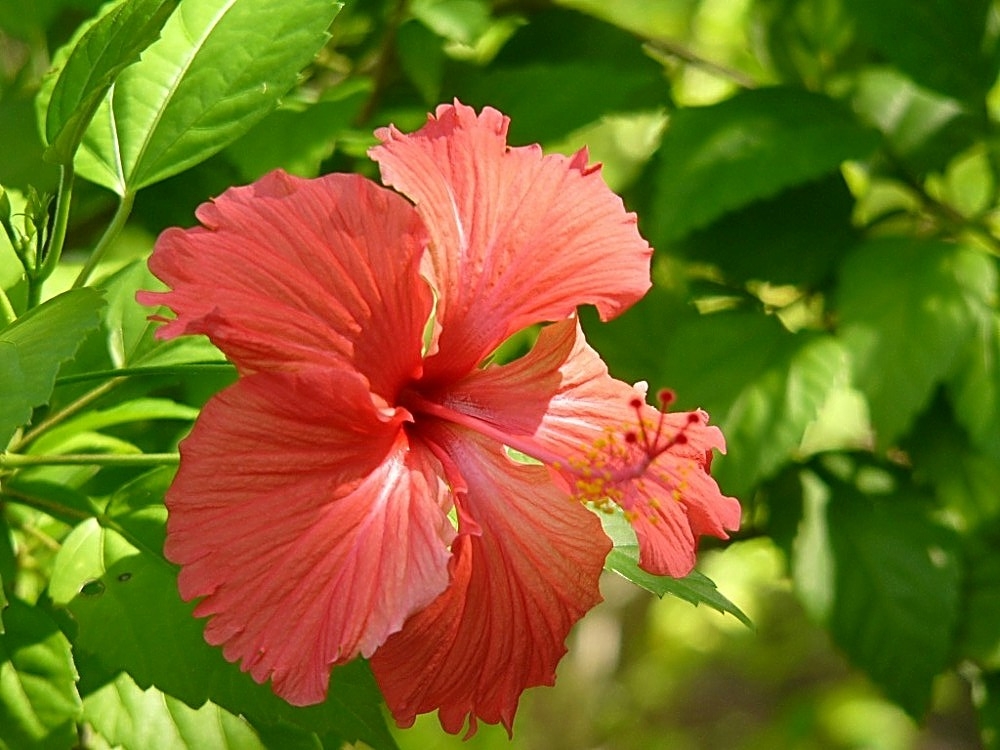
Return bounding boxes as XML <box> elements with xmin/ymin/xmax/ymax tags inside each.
<box><xmin>656</xmin><ymin>388</ymin><xmax>675</xmax><ymax>408</ymax></box>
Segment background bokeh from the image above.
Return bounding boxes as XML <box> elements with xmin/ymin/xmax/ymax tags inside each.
<box><xmin>3</xmin><ymin>0</ymin><xmax>1000</xmax><ymax>747</ymax></box>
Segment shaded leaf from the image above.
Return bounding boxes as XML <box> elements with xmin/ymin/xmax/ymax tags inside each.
<box><xmin>679</xmin><ymin>174</ymin><xmax>858</xmax><ymax>287</ymax></box>
<box><xmin>600</xmin><ymin>510</ymin><xmax>752</xmax><ymax>627</ymax></box>
<box><xmin>843</xmin><ymin>0</ymin><xmax>997</xmax><ymax>101</ymax></box>
<box><xmin>651</xmin><ymin>87</ymin><xmax>879</xmax><ymax>244</ymax></box>
<box><xmin>76</xmin><ymin>0</ymin><xmax>343</xmax><ymax>194</ymax></box>
<box><xmin>104</xmin><ymin>466</ymin><xmax>172</xmax><ymax>557</ymax></box>
<box><xmin>29</xmin><ymin>397</ymin><xmax>197</xmax><ymax>455</ymax></box>
<box><xmin>224</xmin><ymin>84</ymin><xmax>369</xmax><ymax>181</ymax></box>
<box><xmin>979</xmin><ymin>671</ymin><xmax>1000</xmax><ymax>749</ymax></box>
<box><xmin>826</xmin><ymin>484</ymin><xmax>960</xmax><ymax>717</ymax></box>
<box><xmin>451</xmin><ymin>8</ymin><xmax>668</xmax><ymax>144</ymax></box>
<box><xmin>908</xmin><ymin>407</ymin><xmax>1000</xmax><ymax>528</ymax></box>
<box><xmin>0</xmin><ymin>598</ymin><xmax>82</xmax><ymax>750</ymax></box>
<box><xmin>591</xmin><ymin>306</ymin><xmax>848</xmax><ymax>497</ymax></box>
<box><xmin>949</xmin><ymin>311</ymin><xmax>1000</xmax><ymax>459</ymax></box>
<box><xmin>836</xmin><ymin>238</ymin><xmax>995</xmax><ymax>447</ymax></box>
<box><xmin>851</xmin><ymin>68</ymin><xmax>976</xmax><ymax>175</ymax></box>
<box><xmin>0</xmin><ymin>288</ymin><xmax>105</xmax><ymax>447</ymax></box>
<box><xmin>957</xmin><ymin>528</ymin><xmax>1000</xmax><ymax>670</ymax></box>
<box><xmin>42</xmin><ymin>0</ymin><xmax>179</xmax><ymax>164</ymax></box>
<box><xmin>49</xmin><ymin>520</ymin><xmax>398</xmax><ymax>750</ymax></box>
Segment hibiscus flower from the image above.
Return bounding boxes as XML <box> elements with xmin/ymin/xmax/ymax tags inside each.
<box><xmin>138</xmin><ymin>101</ymin><xmax>741</xmax><ymax>736</ymax></box>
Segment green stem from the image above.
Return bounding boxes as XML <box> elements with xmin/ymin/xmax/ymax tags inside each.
<box><xmin>0</xmin><ymin>284</ymin><xmax>15</xmax><ymax>325</ymax></box>
<box><xmin>55</xmin><ymin>362</ymin><xmax>234</xmax><ymax>386</ymax></box>
<box><xmin>11</xmin><ymin>377</ymin><xmax>124</xmax><ymax>452</ymax></box>
<box><xmin>1</xmin><ymin>486</ymin><xmax>92</xmax><ymax>522</ymax></box>
<box><xmin>0</xmin><ymin>452</ymin><xmax>179</xmax><ymax>469</ymax></box>
<box><xmin>26</xmin><ymin>166</ymin><xmax>75</xmax><ymax>308</ymax></box>
<box><xmin>72</xmin><ymin>190</ymin><xmax>135</xmax><ymax>289</ymax></box>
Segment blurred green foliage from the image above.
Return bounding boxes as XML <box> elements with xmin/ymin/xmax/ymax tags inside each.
<box><xmin>2</xmin><ymin>0</ymin><xmax>1000</xmax><ymax>747</ymax></box>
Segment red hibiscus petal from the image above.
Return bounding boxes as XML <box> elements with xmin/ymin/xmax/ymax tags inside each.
<box><xmin>371</xmin><ymin>426</ymin><xmax>609</xmax><ymax>736</ymax></box>
<box><xmin>138</xmin><ymin>169</ymin><xmax>431</xmax><ymax>399</ymax></box>
<box><xmin>440</xmin><ymin>318</ymin><xmax>740</xmax><ymax>578</ymax></box>
<box><xmin>370</xmin><ymin>101</ymin><xmax>652</xmax><ymax>380</ymax></box>
<box><xmin>165</xmin><ymin>368</ymin><xmax>454</xmax><ymax>706</ymax></box>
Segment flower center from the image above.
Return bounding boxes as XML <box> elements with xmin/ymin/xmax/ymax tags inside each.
<box><xmin>563</xmin><ymin>390</ymin><xmax>699</xmax><ymax>515</ymax></box>
<box><xmin>399</xmin><ymin>386</ymin><xmax>697</xmax><ymax>512</ymax></box>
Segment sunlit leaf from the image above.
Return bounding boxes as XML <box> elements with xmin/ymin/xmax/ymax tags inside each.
<box><xmin>76</xmin><ymin>0</ymin><xmax>343</xmax><ymax>194</ymax></box>
<box><xmin>0</xmin><ymin>598</ymin><xmax>82</xmax><ymax>750</ymax></box>
<box><xmin>42</xmin><ymin>0</ymin><xmax>179</xmax><ymax>164</ymax></box>
<box><xmin>0</xmin><ymin>288</ymin><xmax>105</xmax><ymax>446</ymax></box>
<box><xmin>49</xmin><ymin>520</ymin><xmax>398</xmax><ymax>750</ymax></box>
<box><xmin>411</xmin><ymin>0</ymin><xmax>492</xmax><ymax>46</ymax></box>
<box><xmin>83</xmin><ymin>671</ymin><xmax>270</xmax><ymax>750</ymax></box>
<box><xmin>836</xmin><ymin>238</ymin><xmax>996</xmax><ymax>448</ymax></box>
<box><xmin>651</xmin><ymin>87</ymin><xmax>879</xmax><ymax>244</ymax></box>
<box><xmin>600</xmin><ymin>510</ymin><xmax>752</xmax><ymax>627</ymax></box>
<box><xmin>826</xmin><ymin>483</ymin><xmax>960</xmax><ymax>718</ymax></box>
<box><xmin>851</xmin><ymin>68</ymin><xmax>973</xmax><ymax>176</ymax></box>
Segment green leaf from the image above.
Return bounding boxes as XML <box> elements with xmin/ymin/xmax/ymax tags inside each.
<box><xmin>452</xmin><ymin>8</ymin><xmax>668</xmax><ymax>144</ymax></box>
<box><xmin>396</xmin><ymin>20</ymin><xmax>446</xmax><ymax>105</ymax></box>
<box><xmin>0</xmin><ymin>288</ymin><xmax>105</xmax><ymax>447</ymax></box>
<box><xmin>224</xmin><ymin>84</ymin><xmax>369</xmax><ymax>181</ymax></box>
<box><xmin>950</xmin><ymin>312</ymin><xmax>1000</xmax><ymax>459</ymax></box>
<box><xmin>599</xmin><ymin>510</ymin><xmax>752</xmax><ymax>627</ymax></box>
<box><xmin>907</xmin><ymin>408</ymin><xmax>1000</xmax><ymax>528</ymax></box>
<box><xmin>76</xmin><ymin>0</ymin><xmax>343</xmax><ymax>194</ymax></box>
<box><xmin>679</xmin><ymin>174</ymin><xmax>858</xmax><ymax>287</ymax></box>
<box><xmin>650</xmin><ymin>87</ymin><xmax>879</xmax><ymax>244</ymax></box>
<box><xmin>1</xmin><ymin>478</ymin><xmax>98</xmax><ymax>525</ymax></box>
<box><xmin>42</xmin><ymin>0</ymin><xmax>180</xmax><ymax>164</ymax></box>
<box><xmin>84</xmin><ymin>671</ymin><xmax>270</xmax><ymax>750</ymax></box>
<box><xmin>979</xmin><ymin>671</ymin><xmax>1000</xmax><ymax>749</ymax></box>
<box><xmin>411</xmin><ymin>0</ymin><xmax>492</xmax><ymax>46</ymax></box>
<box><xmin>836</xmin><ymin>238</ymin><xmax>996</xmax><ymax>447</ymax></box>
<box><xmin>957</xmin><ymin>529</ymin><xmax>1000</xmax><ymax>670</ymax></box>
<box><xmin>98</xmin><ymin>258</ymin><xmax>226</xmax><ymax>370</ymax></box>
<box><xmin>104</xmin><ymin>466</ymin><xmax>172</xmax><ymax>557</ymax></box>
<box><xmin>590</xmin><ymin>305</ymin><xmax>849</xmax><ymax>497</ymax></box>
<box><xmin>0</xmin><ymin>598</ymin><xmax>82</xmax><ymax>750</ymax></box>
<box><xmin>29</xmin><ymin>397</ymin><xmax>197</xmax><ymax>455</ymax></box>
<box><xmin>49</xmin><ymin>520</ymin><xmax>398</xmax><ymax>750</ymax></box>
<box><xmin>0</xmin><ymin>580</ymin><xmax>6</xmax><ymax>636</ymax></box>
<box><xmin>851</xmin><ymin>68</ymin><xmax>974</xmax><ymax>176</ymax></box>
<box><xmin>826</xmin><ymin>484</ymin><xmax>960</xmax><ymax>718</ymax></box>
<box><xmin>843</xmin><ymin>0</ymin><xmax>996</xmax><ymax>101</ymax></box>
